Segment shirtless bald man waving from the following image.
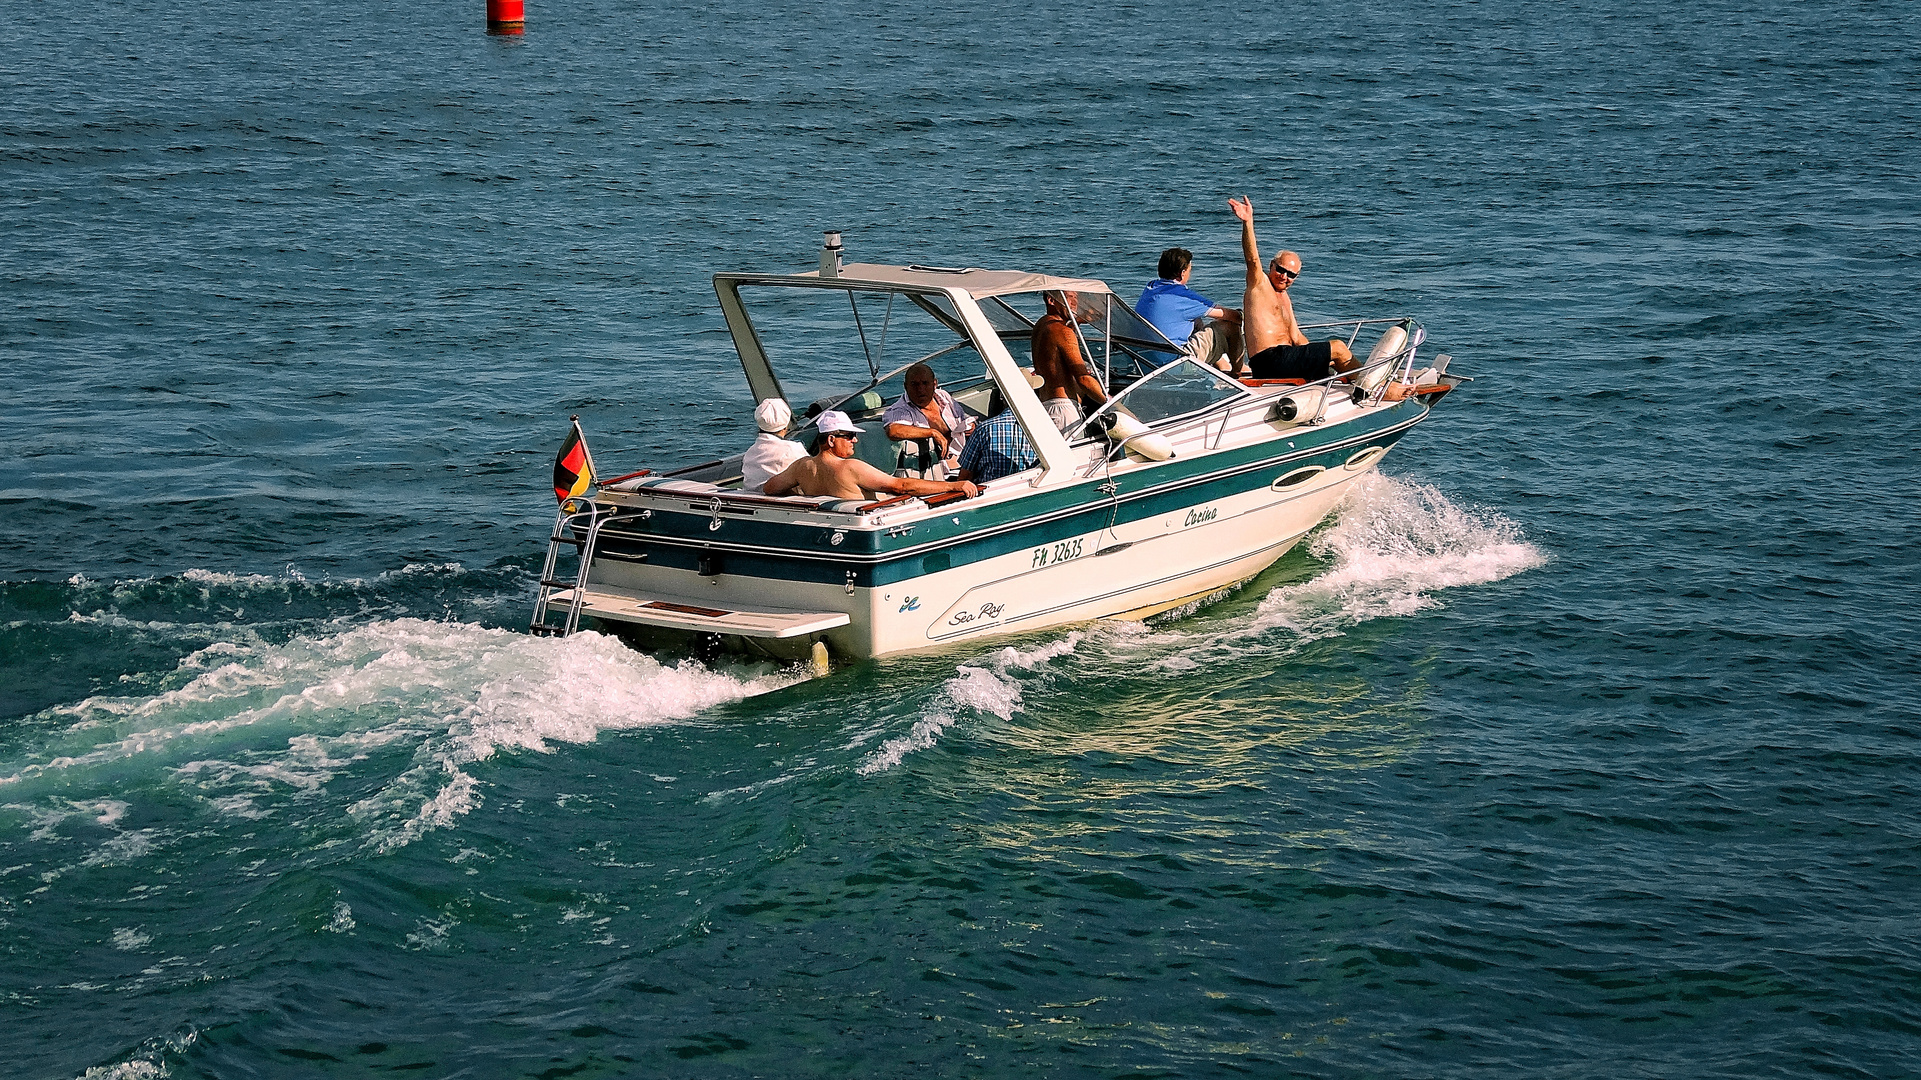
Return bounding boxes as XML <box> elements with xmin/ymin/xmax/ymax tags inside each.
<box><xmin>1226</xmin><ymin>196</ymin><xmax>1355</xmax><ymax>382</ymax></box>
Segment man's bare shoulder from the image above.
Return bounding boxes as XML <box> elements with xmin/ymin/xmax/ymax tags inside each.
<box><xmin>837</xmin><ymin>455</ymin><xmax>895</xmax><ymax>485</ymax></box>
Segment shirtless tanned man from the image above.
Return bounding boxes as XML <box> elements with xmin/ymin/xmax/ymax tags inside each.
<box><xmin>1227</xmin><ymin>196</ymin><xmax>1356</xmax><ymax>383</ymax></box>
<box><xmin>763</xmin><ymin>410</ymin><xmax>979</xmax><ymax>502</ymax></box>
<box><xmin>1226</xmin><ymin>197</ymin><xmax>1420</xmax><ymax>402</ymax></box>
<box><xmin>1031</xmin><ymin>291</ymin><xmax>1107</xmax><ymax>432</ymax></box>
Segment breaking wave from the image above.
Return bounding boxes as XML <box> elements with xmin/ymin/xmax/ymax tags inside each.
<box><xmin>853</xmin><ymin>472</ymin><xmax>1537</xmax><ymax>774</ymax></box>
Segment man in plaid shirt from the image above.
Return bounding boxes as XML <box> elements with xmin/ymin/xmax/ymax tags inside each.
<box><xmin>955</xmin><ymin>405</ymin><xmax>1039</xmax><ymax>484</ymax></box>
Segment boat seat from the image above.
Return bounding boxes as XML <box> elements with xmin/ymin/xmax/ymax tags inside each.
<box><xmin>638</xmin><ymin>478</ymin><xmax>724</xmax><ymax>494</ymax></box>
<box><xmin>891</xmin><ymin>436</ymin><xmax>937</xmax><ymax>478</ymax></box>
<box><xmin>634</xmin><ymin>478</ymin><xmax>840</xmax><ymax>510</ymax></box>
<box><xmin>851</xmin><ymin>428</ymin><xmax>908</xmax><ymax>474</ymax></box>
<box><xmin>845</xmin><ymin>390</ymin><xmax>885</xmax><ymax>419</ymax></box>
<box><xmin>807</xmin><ymin>390</ymin><xmax>885</xmax><ymax>420</ymax></box>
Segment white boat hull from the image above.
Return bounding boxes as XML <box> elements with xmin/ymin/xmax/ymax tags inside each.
<box><xmin>574</xmin><ymin>453</ymin><xmax>1374</xmax><ymax>660</ymax></box>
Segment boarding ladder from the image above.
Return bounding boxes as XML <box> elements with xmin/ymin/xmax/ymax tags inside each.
<box><xmin>528</xmin><ymin>498</ymin><xmax>617</xmax><ymax>638</ymax></box>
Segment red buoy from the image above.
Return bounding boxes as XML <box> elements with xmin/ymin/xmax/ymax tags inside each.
<box><xmin>486</xmin><ymin>0</ymin><xmax>524</xmax><ymax>34</ymax></box>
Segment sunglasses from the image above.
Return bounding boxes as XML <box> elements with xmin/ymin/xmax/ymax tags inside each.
<box><xmin>1269</xmin><ymin>265</ymin><xmax>1299</xmax><ymax>280</ymax></box>
<box><xmin>827</xmin><ymin>432</ymin><xmax>859</xmax><ymax>442</ymax></box>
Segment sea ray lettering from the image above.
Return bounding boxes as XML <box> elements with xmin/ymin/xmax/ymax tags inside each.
<box><xmin>948</xmin><ymin>602</ymin><xmax>1006</xmax><ymax>626</ymax></box>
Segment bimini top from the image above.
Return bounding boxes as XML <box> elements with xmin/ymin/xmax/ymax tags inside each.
<box><xmin>721</xmin><ymin>261</ymin><xmax>1117</xmax><ymax>300</ymax></box>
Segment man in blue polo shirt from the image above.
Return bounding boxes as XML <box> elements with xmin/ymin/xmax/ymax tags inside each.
<box><xmin>1136</xmin><ymin>247</ymin><xmax>1242</xmax><ymax>371</ymax></box>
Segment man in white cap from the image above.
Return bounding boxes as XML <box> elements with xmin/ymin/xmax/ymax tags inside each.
<box><xmin>740</xmin><ymin>397</ymin><xmax>808</xmax><ymax>492</ymax></box>
<box><xmin>763</xmin><ymin>410</ymin><xmax>979</xmax><ymax>502</ymax></box>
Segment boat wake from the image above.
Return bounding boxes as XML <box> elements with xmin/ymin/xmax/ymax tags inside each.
<box><xmin>857</xmin><ymin>634</ymin><xmax>1081</xmax><ymax>775</ymax></box>
<box><xmin>1241</xmin><ymin>471</ymin><xmax>1546</xmax><ymax>640</ymax></box>
<box><xmin>0</xmin><ymin>619</ymin><xmax>800</xmax><ymax>864</ymax></box>
<box><xmin>861</xmin><ymin>473</ymin><xmax>1543</xmax><ymax>770</ymax></box>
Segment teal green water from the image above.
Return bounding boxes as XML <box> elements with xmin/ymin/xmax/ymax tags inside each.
<box><xmin>4</xmin><ymin>0</ymin><xmax>1918</xmax><ymax>1076</ymax></box>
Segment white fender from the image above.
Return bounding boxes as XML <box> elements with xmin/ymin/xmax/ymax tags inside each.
<box><xmin>1267</xmin><ymin>386</ymin><xmax>1327</xmax><ymax>426</ymax></box>
<box><xmin>1104</xmin><ymin>411</ymin><xmax>1175</xmax><ymax>462</ymax></box>
<box><xmin>1355</xmin><ymin>323</ymin><xmax>1408</xmax><ymax>393</ymax></box>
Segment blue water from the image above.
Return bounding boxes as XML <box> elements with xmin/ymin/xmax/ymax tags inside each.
<box><xmin>5</xmin><ymin>0</ymin><xmax>1919</xmax><ymax>1076</ymax></box>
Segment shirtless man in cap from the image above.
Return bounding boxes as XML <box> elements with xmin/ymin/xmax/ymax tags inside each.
<box><xmin>763</xmin><ymin>410</ymin><xmax>979</xmax><ymax>501</ymax></box>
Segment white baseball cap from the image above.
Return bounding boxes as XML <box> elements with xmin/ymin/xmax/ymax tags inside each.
<box><xmin>816</xmin><ymin>409</ymin><xmax>864</xmax><ymax>435</ymax></box>
<box><xmin>754</xmin><ymin>397</ymin><xmax>792</xmax><ymax>432</ymax></box>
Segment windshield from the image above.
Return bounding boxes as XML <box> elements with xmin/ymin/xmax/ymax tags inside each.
<box><xmin>985</xmin><ymin>290</ymin><xmax>1179</xmax><ymax>388</ymax></box>
<box><xmin>1075</xmin><ymin>358</ymin><xmax>1248</xmax><ymax>439</ymax></box>
<box><xmin>735</xmin><ymin>284</ymin><xmax>986</xmax><ymax>413</ymax></box>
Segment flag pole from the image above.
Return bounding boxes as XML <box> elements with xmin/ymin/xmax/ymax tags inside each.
<box><xmin>572</xmin><ymin>415</ymin><xmax>598</xmax><ymax>488</ymax></box>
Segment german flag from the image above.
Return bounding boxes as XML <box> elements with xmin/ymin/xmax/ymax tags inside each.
<box><xmin>552</xmin><ymin>416</ymin><xmax>595</xmax><ymax>504</ymax></box>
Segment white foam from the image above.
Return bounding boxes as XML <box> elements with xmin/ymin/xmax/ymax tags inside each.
<box><xmin>1244</xmin><ymin>472</ymin><xmax>1544</xmax><ymax>638</ymax></box>
<box><xmin>82</xmin><ymin>829</ymin><xmax>158</xmax><ymax>867</ymax></box>
<box><xmin>180</xmin><ymin>568</ymin><xmax>290</xmax><ymax>589</ymax></box>
<box><xmin>4</xmin><ymin>618</ymin><xmax>802</xmax><ymax>855</ymax></box>
<box><xmin>78</xmin><ymin>1063</ymin><xmax>167</xmax><ymax>1080</ymax></box>
<box><xmin>405</xmin><ymin>912</ymin><xmax>459</xmax><ymax>951</ymax></box>
<box><xmin>72</xmin><ymin>1028</ymin><xmax>196</xmax><ymax>1080</ymax></box>
<box><xmin>1114</xmin><ymin>473</ymin><xmax>1541</xmax><ymax>670</ymax></box>
<box><xmin>326</xmin><ymin>902</ymin><xmax>355</xmax><ymax>933</ymax></box>
<box><xmin>858</xmin><ymin>633</ymin><xmax>1082</xmax><ymax>776</ymax></box>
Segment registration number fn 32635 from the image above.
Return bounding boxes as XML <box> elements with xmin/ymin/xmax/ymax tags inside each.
<box><xmin>1032</xmin><ymin>538</ymin><xmax>1085</xmax><ymax>568</ymax></box>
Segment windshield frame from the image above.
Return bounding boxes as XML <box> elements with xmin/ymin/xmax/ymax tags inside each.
<box><xmin>1070</xmin><ymin>355</ymin><xmax>1254</xmax><ymax>443</ymax></box>
<box><xmin>713</xmin><ymin>266</ymin><xmax>1173</xmax><ymax>484</ymax></box>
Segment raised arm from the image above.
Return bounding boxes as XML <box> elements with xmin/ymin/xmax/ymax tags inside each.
<box><xmin>1229</xmin><ymin>196</ymin><xmax>1263</xmax><ymax>286</ymax></box>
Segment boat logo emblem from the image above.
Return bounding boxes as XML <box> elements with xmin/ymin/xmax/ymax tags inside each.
<box><xmin>899</xmin><ymin>596</ymin><xmax>920</xmax><ymax>613</ymax></box>
<box><xmin>1183</xmin><ymin>506</ymin><xmax>1218</xmax><ymax>527</ymax></box>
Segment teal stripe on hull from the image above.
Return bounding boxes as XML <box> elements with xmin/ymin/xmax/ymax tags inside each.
<box><xmin>593</xmin><ymin>400</ymin><xmax>1425</xmax><ymax>588</ymax></box>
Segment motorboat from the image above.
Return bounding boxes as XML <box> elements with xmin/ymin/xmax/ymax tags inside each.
<box><xmin>529</xmin><ymin>234</ymin><xmax>1464</xmax><ymax>663</ymax></box>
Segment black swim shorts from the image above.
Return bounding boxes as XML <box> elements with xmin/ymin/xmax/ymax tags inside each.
<box><xmin>1247</xmin><ymin>341</ymin><xmax>1332</xmax><ymax>381</ymax></box>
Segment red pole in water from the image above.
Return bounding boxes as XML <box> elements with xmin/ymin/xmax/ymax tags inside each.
<box><xmin>486</xmin><ymin>0</ymin><xmax>524</xmax><ymax>34</ymax></box>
